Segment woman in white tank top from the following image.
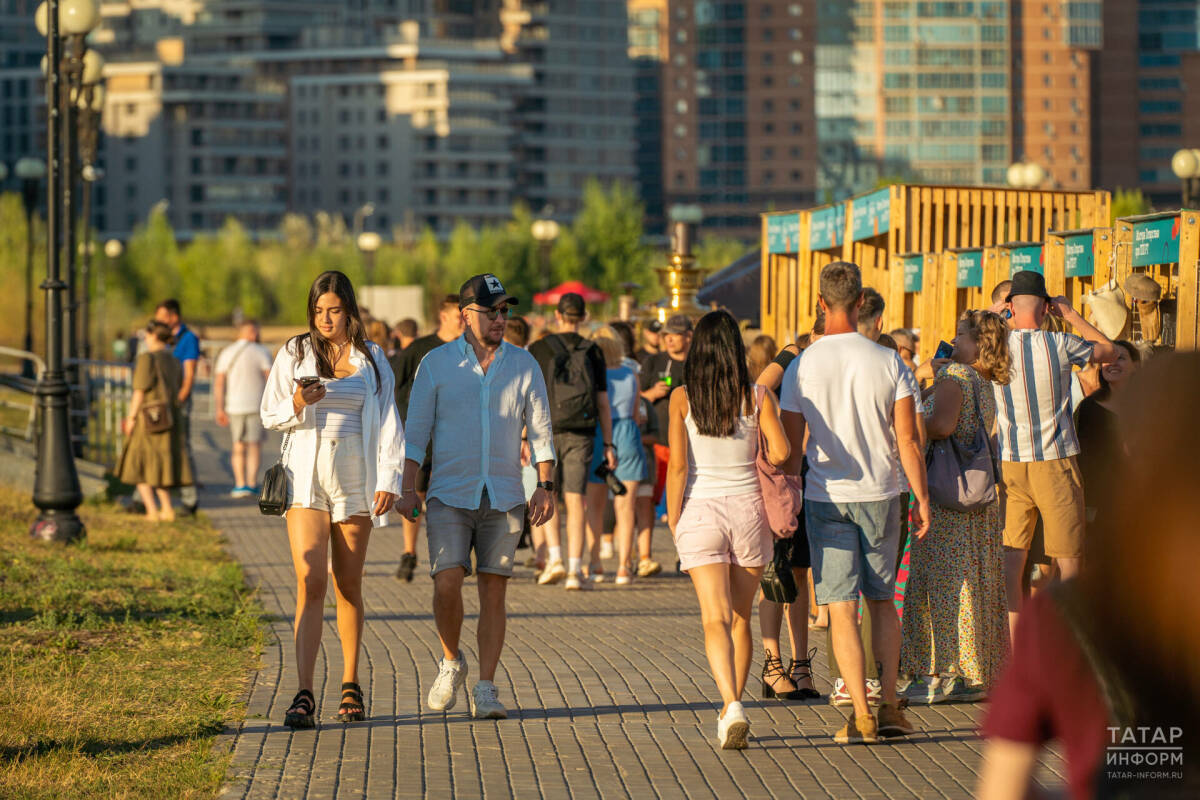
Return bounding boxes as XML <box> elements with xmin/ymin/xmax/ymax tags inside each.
<box><xmin>665</xmin><ymin>311</ymin><xmax>791</xmax><ymax>751</ymax></box>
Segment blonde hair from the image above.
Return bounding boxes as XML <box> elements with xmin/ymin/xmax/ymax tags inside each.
<box><xmin>746</xmin><ymin>334</ymin><xmax>778</xmax><ymax>381</ymax></box>
<box><xmin>961</xmin><ymin>309</ymin><xmax>1011</xmax><ymax>385</ymax></box>
<box><xmin>367</xmin><ymin>319</ymin><xmax>391</xmax><ymax>350</ymax></box>
<box><xmin>591</xmin><ymin>326</ymin><xmax>625</xmax><ymax>368</ymax></box>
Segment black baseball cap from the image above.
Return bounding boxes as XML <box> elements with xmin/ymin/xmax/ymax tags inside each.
<box><xmin>459</xmin><ymin>274</ymin><xmax>519</xmax><ymax>309</ymax></box>
<box><xmin>664</xmin><ymin>314</ymin><xmax>693</xmax><ymax>335</ymax></box>
<box><xmin>557</xmin><ymin>292</ymin><xmax>586</xmax><ymax>318</ymax></box>
<box><xmin>646</xmin><ymin>319</ymin><xmax>663</xmax><ymax>333</ymax></box>
<box><xmin>1005</xmin><ymin>270</ymin><xmax>1051</xmax><ymax>303</ymax></box>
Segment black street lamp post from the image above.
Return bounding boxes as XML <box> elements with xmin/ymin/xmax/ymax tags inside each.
<box><xmin>30</xmin><ymin>0</ymin><xmax>101</xmax><ymax>544</ymax></box>
<box><xmin>15</xmin><ymin>157</ymin><xmax>46</xmax><ymax>379</ymax></box>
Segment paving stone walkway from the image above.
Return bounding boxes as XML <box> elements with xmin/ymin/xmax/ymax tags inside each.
<box><xmin>195</xmin><ymin>423</ymin><xmax>1064</xmax><ymax>799</ymax></box>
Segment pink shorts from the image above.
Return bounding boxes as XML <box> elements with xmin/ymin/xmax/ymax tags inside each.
<box><xmin>675</xmin><ymin>492</ymin><xmax>774</xmax><ymax>572</ymax></box>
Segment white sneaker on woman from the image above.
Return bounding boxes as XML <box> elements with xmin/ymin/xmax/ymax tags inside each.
<box><xmin>427</xmin><ymin>653</ymin><xmax>467</xmax><ymax>711</ymax></box>
<box><xmin>716</xmin><ymin>701</ymin><xmax>750</xmax><ymax>750</ymax></box>
<box><xmin>470</xmin><ymin>680</ymin><xmax>508</xmax><ymax>719</ymax></box>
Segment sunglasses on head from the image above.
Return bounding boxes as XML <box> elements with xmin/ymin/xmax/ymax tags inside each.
<box><xmin>467</xmin><ymin>304</ymin><xmax>510</xmax><ymax>321</ymax></box>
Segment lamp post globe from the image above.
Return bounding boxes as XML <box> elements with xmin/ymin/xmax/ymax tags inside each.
<box><xmin>104</xmin><ymin>239</ymin><xmax>123</xmax><ymax>259</ymax></box>
<box><xmin>60</xmin><ymin>0</ymin><xmax>101</xmax><ymax>35</ymax></box>
<box><xmin>80</xmin><ymin>49</ymin><xmax>104</xmax><ymax>84</ymax></box>
<box><xmin>1171</xmin><ymin>148</ymin><xmax>1200</xmax><ymax>180</ymax></box>
<box><xmin>1022</xmin><ymin>162</ymin><xmax>1046</xmax><ymax>189</ymax></box>
<box><xmin>356</xmin><ymin>231</ymin><xmax>381</xmax><ymax>253</ymax></box>
<box><xmin>1006</xmin><ymin>162</ymin><xmax>1027</xmax><ymax>188</ymax></box>
<box><xmin>15</xmin><ymin>157</ymin><xmax>46</xmax><ymax>181</ymax></box>
<box><xmin>34</xmin><ymin>1</ymin><xmax>48</xmax><ymax>36</ymax></box>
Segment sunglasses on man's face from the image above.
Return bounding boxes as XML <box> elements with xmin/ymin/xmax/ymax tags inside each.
<box><xmin>467</xmin><ymin>305</ymin><xmax>510</xmax><ymax>321</ymax></box>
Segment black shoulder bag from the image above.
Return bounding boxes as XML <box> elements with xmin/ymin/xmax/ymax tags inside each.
<box><xmin>258</xmin><ymin>430</ymin><xmax>293</xmax><ymax>516</ymax></box>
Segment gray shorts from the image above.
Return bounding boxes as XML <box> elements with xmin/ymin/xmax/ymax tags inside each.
<box><xmin>230</xmin><ymin>413</ymin><xmax>265</xmax><ymax>444</ymax></box>
<box><xmin>805</xmin><ymin>497</ymin><xmax>901</xmax><ymax>605</ymax></box>
<box><xmin>554</xmin><ymin>430</ymin><xmax>594</xmax><ymax>495</ymax></box>
<box><xmin>426</xmin><ymin>491</ymin><xmax>524</xmax><ymax>578</ymax></box>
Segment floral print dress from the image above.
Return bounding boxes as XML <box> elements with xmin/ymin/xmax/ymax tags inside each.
<box><xmin>901</xmin><ymin>362</ymin><xmax>1009</xmax><ymax>686</ymax></box>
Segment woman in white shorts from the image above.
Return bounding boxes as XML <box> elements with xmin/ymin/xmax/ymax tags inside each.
<box><xmin>666</xmin><ymin>310</ymin><xmax>791</xmax><ymax>751</ymax></box>
<box><xmin>261</xmin><ymin>270</ymin><xmax>404</xmax><ymax>728</ymax></box>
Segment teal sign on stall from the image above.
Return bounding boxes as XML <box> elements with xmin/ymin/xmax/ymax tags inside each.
<box><xmin>1064</xmin><ymin>233</ymin><xmax>1095</xmax><ymax>277</ymax></box>
<box><xmin>766</xmin><ymin>213</ymin><xmax>800</xmax><ymax>254</ymax></box>
<box><xmin>810</xmin><ymin>204</ymin><xmax>845</xmax><ymax>251</ymax></box>
<box><xmin>955</xmin><ymin>251</ymin><xmax>983</xmax><ymax>288</ymax></box>
<box><xmin>902</xmin><ymin>255</ymin><xmax>924</xmax><ymax>292</ymax></box>
<box><xmin>1009</xmin><ymin>245</ymin><xmax>1044</xmax><ymax>274</ymax></box>
<box><xmin>1132</xmin><ymin>216</ymin><xmax>1181</xmax><ymax>266</ymax></box>
<box><xmin>851</xmin><ymin>189</ymin><xmax>891</xmax><ymax>241</ymax></box>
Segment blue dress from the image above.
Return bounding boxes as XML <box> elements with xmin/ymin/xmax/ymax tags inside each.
<box><xmin>589</xmin><ymin>365</ymin><xmax>647</xmax><ymax>484</ymax></box>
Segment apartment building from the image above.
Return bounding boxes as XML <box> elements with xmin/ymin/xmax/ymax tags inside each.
<box><xmin>1095</xmin><ymin>0</ymin><xmax>1200</xmax><ymax>206</ymax></box>
<box><xmin>501</xmin><ymin>0</ymin><xmax>637</xmax><ymax>217</ymax></box>
<box><xmin>628</xmin><ymin>0</ymin><xmax>668</xmax><ymax>235</ymax></box>
<box><xmin>0</xmin><ymin>0</ymin><xmax>41</xmax><ymax>174</ymax></box>
<box><xmin>286</xmin><ymin>40</ymin><xmax>531</xmax><ymax>236</ymax></box>
<box><xmin>661</xmin><ymin>0</ymin><xmax>819</xmax><ymax>240</ymax></box>
<box><xmin>100</xmin><ymin>42</ymin><xmax>288</xmax><ymax>237</ymax></box>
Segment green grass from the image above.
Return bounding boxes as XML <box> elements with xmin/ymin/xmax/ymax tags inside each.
<box><xmin>0</xmin><ymin>486</ymin><xmax>263</xmax><ymax>799</ymax></box>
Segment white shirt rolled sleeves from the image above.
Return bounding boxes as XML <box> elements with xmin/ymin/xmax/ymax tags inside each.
<box><xmin>404</xmin><ymin>337</ymin><xmax>555</xmax><ymax>512</ymax></box>
<box><xmin>260</xmin><ymin>339</ymin><xmax>405</xmax><ymax>526</ymax></box>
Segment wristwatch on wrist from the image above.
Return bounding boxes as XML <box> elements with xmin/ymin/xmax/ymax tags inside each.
<box><xmin>537</xmin><ymin>480</ymin><xmax>555</xmax><ymax>492</ymax></box>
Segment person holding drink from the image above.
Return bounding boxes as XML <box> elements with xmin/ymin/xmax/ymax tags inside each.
<box><xmin>640</xmin><ymin>315</ymin><xmax>692</xmax><ymax>527</ymax></box>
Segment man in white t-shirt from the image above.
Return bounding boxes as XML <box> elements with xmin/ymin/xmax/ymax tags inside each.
<box><xmin>780</xmin><ymin>261</ymin><xmax>931</xmax><ymax>746</ymax></box>
<box><xmin>214</xmin><ymin>320</ymin><xmax>274</xmax><ymax>497</ymax></box>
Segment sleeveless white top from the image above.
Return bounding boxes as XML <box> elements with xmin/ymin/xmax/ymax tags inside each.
<box><xmin>316</xmin><ymin>370</ymin><xmax>367</xmax><ymax>438</ymax></box>
<box><xmin>684</xmin><ymin>390</ymin><xmax>760</xmax><ymax>499</ymax></box>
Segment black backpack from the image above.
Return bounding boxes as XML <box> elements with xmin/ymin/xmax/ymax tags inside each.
<box><xmin>544</xmin><ymin>334</ymin><xmax>599</xmax><ymax>430</ymax></box>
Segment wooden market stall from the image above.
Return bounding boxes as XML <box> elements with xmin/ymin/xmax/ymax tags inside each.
<box><xmin>761</xmin><ymin>184</ymin><xmax>1111</xmax><ymax>357</ymax></box>
<box><xmin>1113</xmin><ymin>210</ymin><xmax>1200</xmax><ymax>349</ymax></box>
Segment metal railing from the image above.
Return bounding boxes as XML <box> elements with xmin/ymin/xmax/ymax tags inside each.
<box><xmin>0</xmin><ymin>346</ymin><xmax>45</xmax><ymax>443</ymax></box>
<box><xmin>71</xmin><ymin>359</ymin><xmax>134</xmax><ymax>468</ymax></box>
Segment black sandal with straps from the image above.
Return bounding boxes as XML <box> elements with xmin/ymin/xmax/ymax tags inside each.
<box><xmin>788</xmin><ymin>648</ymin><xmax>823</xmax><ymax>701</ymax></box>
<box><xmin>339</xmin><ymin>682</ymin><xmax>366</xmax><ymax>722</ymax></box>
<box><xmin>284</xmin><ymin>689</ymin><xmax>316</xmax><ymax>729</ymax></box>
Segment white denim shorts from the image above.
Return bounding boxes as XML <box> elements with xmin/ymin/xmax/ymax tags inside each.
<box><xmin>290</xmin><ymin>433</ymin><xmax>370</xmax><ymax>523</ymax></box>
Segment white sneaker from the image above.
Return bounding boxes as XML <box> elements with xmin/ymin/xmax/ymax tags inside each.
<box><xmin>427</xmin><ymin>653</ymin><xmax>467</xmax><ymax>711</ymax></box>
<box><xmin>564</xmin><ymin>572</ymin><xmax>588</xmax><ymax>591</ymax></box>
<box><xmin>470</xmin><ymin>680</ymin><xmax>508</xmax><ymax>719</ymax></box>
<box><xmin>537</xmin><ymin>560</ymin><xmax>566</xmax><ymax>585</ymax></box>
<box><xmin>716</xmin><ymin>701</ymin><xmax>750</xmax><ymax>750</ymax></box>
<box><xmin>614</xmin><ymin>574</ymin><xmax>632</xmax><ymax>586</ymax></box>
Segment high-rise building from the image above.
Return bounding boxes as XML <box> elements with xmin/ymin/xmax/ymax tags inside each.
<box><xmin>501</xmin><ymin>1</ymin><xmax>637</xmax><ymax>218</ymax></box>
<box><xmin>0</xmin><ymin>0</ymin><xmax>42</xmax><ymax>172</ymax></box>
<box><xmin>850</xmin><ymin>0</ymin><xmax>1013</xmax><ymax>187</ymax></box>
<box><xmin>662</xmin><ymin>0</ymin><xmax>818</xmax><ymax>240</ymax></box>
<box><xmin>1012</xmin><ymin>0</ymin><xmax>1099</xmax><ymax>191</ymax></box>
<box><xmin>101</xmin><ymin>41</ymin><xmax>288</xmax><ymax>237</ymax></box>
<box><xmin>814</xmin><ymin>0</ymin><xmax>865</xmax><ymax>202</ymax></box>
<box><xmin>1095</xmin><ymin>0</ymin><xmax>1200</xmax><ymax>207</ymax></box>
<box><xmin>628</xmin><ymin>0</ymin><xmax>668</xmax><ymax>236</ymax></box>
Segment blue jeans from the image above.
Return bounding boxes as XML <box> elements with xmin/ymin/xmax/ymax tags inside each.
<box><xmin>805</xmin><ymin>497</ymin><xmax>901</xmax><ymax>605</ymax></box>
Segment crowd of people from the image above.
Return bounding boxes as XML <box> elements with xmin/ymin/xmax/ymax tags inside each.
<box><xmin>115</xmin><ymin>262</ymin><xmax>1197</xmax><ymax>793</ymax></box>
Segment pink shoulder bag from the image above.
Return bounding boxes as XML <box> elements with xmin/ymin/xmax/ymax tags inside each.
<box><xmin>753</xmin><ymin>385</ymin><xmax>802</xmax><ymax>539</ymax></box>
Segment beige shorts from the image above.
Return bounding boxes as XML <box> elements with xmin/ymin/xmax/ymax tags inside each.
<box><xmin>1000</xmin><ymin>457</ymin><xmax>1085</xmax><ymax>559</ymax></box>
<box><xmin>290</xmin><ymin>434</ymin><xmax>370</xmax><ymax>523</ymax></box>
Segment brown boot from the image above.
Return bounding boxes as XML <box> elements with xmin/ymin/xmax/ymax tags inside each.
<box><xmin>833</xmin><ymin>711</ymin><xmax>878</xmax><ymax>744</ymax></box>
<box><xmin>878</xmin><ymin>700</ymin><xmax>916</xmax><ymax>738</ymax></box>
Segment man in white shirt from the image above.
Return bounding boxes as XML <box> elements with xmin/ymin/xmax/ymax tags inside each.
<box><xmin>397</xmin><ymin>273</ymin><xmax>556</xmax><ymax>720</ymax></box>
<box><xmin>780</xmin><ymin>261</ymin><xmax>931</xmax><ymax>746</ymax></box>
<box><xmin>214</xmin><ymin>320</ymin><xmax>273</xmax><ymax>497</ymax></box>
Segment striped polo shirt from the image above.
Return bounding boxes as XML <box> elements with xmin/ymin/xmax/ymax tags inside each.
<box><xmin>993</xmin><ymin>329</ymin><xmax>1094</xmax><ymax>463</ymax></box>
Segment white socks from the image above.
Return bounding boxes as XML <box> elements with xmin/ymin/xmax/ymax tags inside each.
<box><xmin>567</xmin><ymin>557</ymin><xmax>581</xmax><ymax>575</ymax></box>
<box><xmin>548</xmin><ymin>546</ymin><xmax>562</xmax><ymax>563</ymax></box>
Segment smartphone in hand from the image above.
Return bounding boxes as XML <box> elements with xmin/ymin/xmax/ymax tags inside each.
<box><xmin>295</xmin><ymin>376</ymin><xmax>320</xmax><ymax>387</ymax></box>
<box><xmin>934</xmin><ymin>341</ymin><xmax>954</xmax><ymax>360</ymax></box>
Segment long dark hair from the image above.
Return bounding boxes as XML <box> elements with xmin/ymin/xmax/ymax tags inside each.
<box><xmin>1094</xmin><ymin>339</ymin><xmax>1140</xmax><ymax>401</ymax></box>
<box><xmin>684</xmin><ymin>310</ymin><xmax>753</xmax><ymax>437</ymax></box>
<box><xmin>288</xmin><ymin>270</ymin><xmax>380</xmax><ymax>392</ymax></box>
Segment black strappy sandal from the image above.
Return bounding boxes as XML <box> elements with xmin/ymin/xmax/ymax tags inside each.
<box><xmin>788</xmin><ymin>647</ymin><xmax>823</xmax><ymax>701</ymax></box>
<box><xmin>339</xmin><ymin>682</ymin><xmax>366</xmax><ymax>722</ymax></box>
<box><xmin>761</xmin><ymin>650</ymin><xmax>803</xmax><ymax>700</ymax></box>
<box><xmin>284</xmin><ymin>689</ymin><xmax>316</xmax><ymax>729</ymax></box>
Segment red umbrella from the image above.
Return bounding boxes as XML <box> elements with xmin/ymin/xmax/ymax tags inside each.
<box><xmin>532</xmin><ymin>280</ymin><xmax>610</xmax><ymax>306</ymax></box>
